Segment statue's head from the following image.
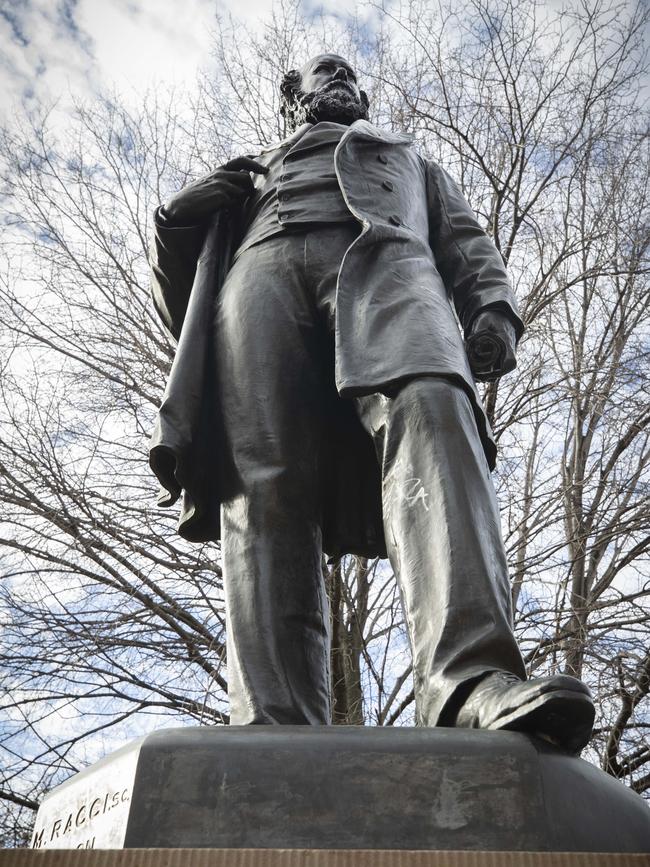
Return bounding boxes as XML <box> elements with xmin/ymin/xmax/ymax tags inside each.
<box><xmin>280</xmin><ymin>53</ymin><xmax>370</xmax><ymax>132</ymax></box>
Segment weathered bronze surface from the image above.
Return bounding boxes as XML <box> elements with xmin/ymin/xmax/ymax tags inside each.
<box><xmin>31</xmin><ymin>728</ymin><xmax>650</xmax><ymax>851</ymax></box>
<box><xmin>148</xmin><ymin>54</ymin><xmax>594</xmax><ymax>749</ymax></box>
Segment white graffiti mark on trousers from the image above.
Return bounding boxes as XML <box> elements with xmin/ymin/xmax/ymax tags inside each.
<box><xmin>385</xmin><ymin>459</ymin><xmax>431</xmax><ymax>512</ymax></box>
<box><xmin>402</xmin><ymin>476</ymin><xmax>431</xmax><ymax>511</ymax></box>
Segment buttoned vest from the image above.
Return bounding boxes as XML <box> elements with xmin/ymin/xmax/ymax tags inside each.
<box><xmin>237</xmin><ymin>122</ymin><xmax>355</xmax><ymax>257</ymax></box>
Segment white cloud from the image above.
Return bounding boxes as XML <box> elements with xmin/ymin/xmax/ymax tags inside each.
<box><xmin>0</xmin><ymin>0</ymin><xmax>217</xmax><ymax>121</ymax></box>
<box><xmin>0</xmin><ymin>0</ymin><xmax>96</xmax><ymax>117</ymax></box>
<box><xmin>76</xmin><ymin>0</ymin><xmax>216</xmax><ymax>96</ymax></box>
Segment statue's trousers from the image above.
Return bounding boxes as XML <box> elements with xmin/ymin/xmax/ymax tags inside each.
<box><xmin>214</xmin><ymin>225</ymin><xmax>526</xmax><ymax>725</ymax></box>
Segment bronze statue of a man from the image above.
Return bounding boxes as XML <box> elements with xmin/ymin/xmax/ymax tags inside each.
<box><xmin>149</xmin><ymin>53</ymin><xmax>594</xmax><ymax>751</ymax></box>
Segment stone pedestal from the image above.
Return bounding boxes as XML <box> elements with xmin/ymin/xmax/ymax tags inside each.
<box><xmin>31</xmin><ymin>726</ymin><xmax>650</xmax><ymax>853</ymax></box>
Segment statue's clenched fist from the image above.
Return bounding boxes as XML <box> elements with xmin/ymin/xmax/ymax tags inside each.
<box><xmin>465</xmin><ymin>309</ymin><xmax>518</xmax><ymax>382</ymax></box>
<box><xmin>162</xmin><ymin>157</ymin><xmax>269</xmax><ymax>225</ymax></box>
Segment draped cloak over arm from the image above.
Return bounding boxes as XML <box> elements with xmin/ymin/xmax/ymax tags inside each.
<box><xmin>149</xmin><ymin>209</ymin><xmax>237</xmax><ymax>542</ymax></box>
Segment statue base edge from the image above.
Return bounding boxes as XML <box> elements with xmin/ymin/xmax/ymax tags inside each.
<box><xmin>3</xmin><ymin>848</ymin><xmax>650</xmax><ymax>867</ymax></box>
<box><xmin>29</xmin><ymin>726</ymin><xmax>650</xmax><ymax>854</ymax></box>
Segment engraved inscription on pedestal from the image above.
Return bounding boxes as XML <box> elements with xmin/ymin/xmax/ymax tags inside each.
<box><xmin>31</xmin><ymin>738</ymin><xmax>142</xmax><ymax>849</ymax></box>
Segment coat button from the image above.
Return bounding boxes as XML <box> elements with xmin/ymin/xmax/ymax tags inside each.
<box><xmin>279</xmin><ymin>192</ymin><xmax>290</xmax><ymax>202</ymax></box>
<box><xmin>382</xmin><ymin>180</ymin><xmax>394</xmax><ymax>192</ymax></box>
<box><xmin>377</xmin><ymin>154</ymin><xmax>388</xmax><ymax>164</ymax></box>
<box><xmin>389</xmin><ymin>214</ymin><xmax>402</xmax><ymax>226</ymax></box>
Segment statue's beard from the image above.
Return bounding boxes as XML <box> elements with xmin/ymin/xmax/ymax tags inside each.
<box><xmin>290</xmin><ymin>81</ymin><xmax>368</xmax><ymax>128</ymax></box>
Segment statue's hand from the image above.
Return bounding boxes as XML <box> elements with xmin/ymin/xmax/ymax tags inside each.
<box><xmin>162</xmin><ymin>157</ymin><xmax>268</xmax><ymax>225</ymax></box>
<box><xmin>465</xmin><ymin>309</ymin><xmax>517</xmax><ymax>382</ymax></box>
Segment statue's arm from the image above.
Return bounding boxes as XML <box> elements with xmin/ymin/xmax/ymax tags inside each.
<box><xmin>425</xmin><ymin>161</ymin><xmax>524</xmax><ymax>380</ymax></box>
<box><xmin>150</xmin><ymin>157</ymin><xmax>269</xmax><ymax>341</ymax></box>
<box><xmin>150</xmin><ymin>210</ymin><xmax>208</xmax><ymax>341</ymax></box>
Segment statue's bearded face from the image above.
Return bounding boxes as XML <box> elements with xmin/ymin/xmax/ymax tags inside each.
<box><xmin>283</xmin><ymin>54</ymin><xmax>369</xmax><ymax>130</ymax></box>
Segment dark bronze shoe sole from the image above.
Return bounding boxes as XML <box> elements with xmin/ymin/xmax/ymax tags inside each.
<box><xmin>486</xmin><ymin>688</ymin><xmax>595</xmax><ymax>754</ymax></box>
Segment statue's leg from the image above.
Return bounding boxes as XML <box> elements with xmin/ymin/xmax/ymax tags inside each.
<box><xmin>214</xmin><ymin>234</ymin><xmax>331</xmax><ymax>725</ymax></box>
<box><xmin>354</xmin><ymin>376</ymin><xmax>527</xmax><ymax>726</ymax></box>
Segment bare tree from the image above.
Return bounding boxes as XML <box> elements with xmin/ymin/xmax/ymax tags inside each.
<box><xmin>0</xmin><ymin>93</ymin><xmax>229</xmax><ymax>846</ymax></box>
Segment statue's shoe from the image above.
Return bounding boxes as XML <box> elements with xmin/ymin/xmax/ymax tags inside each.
<box><xmin>455</xmin><ymin>671</ymin><xmax>595</xmax><ymax>754</ymax></box>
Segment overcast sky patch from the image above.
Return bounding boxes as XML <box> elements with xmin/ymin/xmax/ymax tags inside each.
<box><xmin>0</xmin><ymin>0</ymin><xmax>217</xmax><ymax>121</ymax></box>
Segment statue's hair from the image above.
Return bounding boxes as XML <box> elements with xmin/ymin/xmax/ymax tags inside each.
<box><xmin>279</xmin><ymin>68</ymin><xmax>303</xmax><ymax>124</ymax></box>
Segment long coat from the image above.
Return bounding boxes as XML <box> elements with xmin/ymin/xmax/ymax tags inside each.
<box><xmin>149</xmin><ymin>120</ymin><xmax>523</xmax><ymax>558</ymax></box>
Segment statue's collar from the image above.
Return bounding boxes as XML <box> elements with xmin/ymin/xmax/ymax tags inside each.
<box><xmin>346</xmin><ymin>120</ymin><xmax>413</xmax><ymax>146</ymax></box>
<box><xmin>260</xmin><ymin>120</ymin><xmax>413</xmax><ymax>154</ymax></box>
